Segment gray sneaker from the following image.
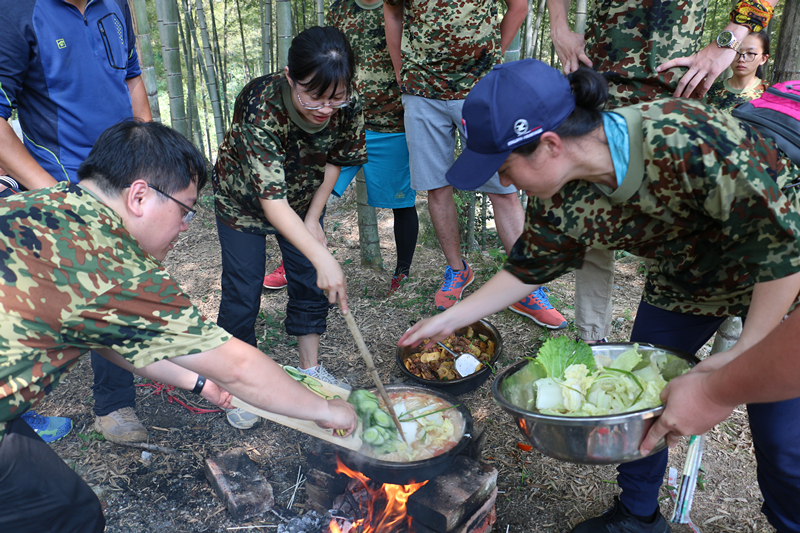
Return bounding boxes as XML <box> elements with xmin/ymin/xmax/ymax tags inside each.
<box><xmin>94</xmin><ymin>407</ymin><xmax>148</xmax><ymax>443</ymax></box>
<box><xmin>300</xmin><ymin>365</ymin><xmax>352</xmax><ymax>391</ymax></box>
<box><xmin>226</xmin><ymin>408</ymin><xmax>260</xmax><ymax>430</ymax></box>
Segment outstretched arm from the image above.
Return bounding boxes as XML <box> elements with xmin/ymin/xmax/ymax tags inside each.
<box><xmin>641</xmin><ymin>306</ymin><xmax>800</xmax><ymax>455</ymax></box>
<box><xmin>106</xmin><ymin>338</ymin><xmax>358</xmax><ymax>434</ymax></box>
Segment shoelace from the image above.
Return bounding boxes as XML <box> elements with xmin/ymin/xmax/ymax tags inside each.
<box><xmin>530</xmin><ymin>287</ymin><xmax>555</xmax><ymax>310</ymax></box>
<box><xmin>313</xmin><ymin>366</ymin><xmax>348</xmax><ymax>386</ymax></box>
<box><xmin>440</xmin><ymin>267</ymin><xmax>458</xmax><ymax>291</ymax></box>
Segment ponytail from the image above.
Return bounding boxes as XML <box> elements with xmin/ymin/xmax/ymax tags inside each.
<box><xmin>513</xmin><ymin>67</ymin><xmax>608</xmax><ymax>156</ymax></box>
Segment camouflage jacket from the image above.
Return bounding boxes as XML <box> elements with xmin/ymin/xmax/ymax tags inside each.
<box><xmin>327</xmin><ymin>0</ymin><xmax>404</xmax><ymax>133</ymax></box>
<box><xmin>704</xmin><ymin>78</ymin><xmax>768</xmax><ymax>113</ymax></box>
<box><xmin>383</xmin><ymin>0</ymin><xmax>500</xmax><ymax>100</ymax></box>
<box><xmin>213</xmin><ymin>74</ymin><xmax>367</xmax><ymax>234</ymax></box>
<box><xmin>505</xmin><ymin>99</ymin><xmax>800</xmax><ymax>317</ymax></box>
<box><xmin>586</xmin><ymin>0</ymin><xmax>708</xmax><ymax>107</ymax></box>
<box><xmin>0</xmin><ymin>183</ymin><xmax>230</xmax><ymax>442</ymax></box>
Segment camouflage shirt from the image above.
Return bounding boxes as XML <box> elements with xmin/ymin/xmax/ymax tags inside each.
<box><xmin>586</xmin><ymin>0</ymin><xmax>708</xmax><ymax>107</ymax></box>
<box><xmin>0</xmin><ymin>183</ymin><xmax>230</xmax><ymax>442</ymax></box>
<box><xmin>505</xmin><ymin>99</ymin><xmax>800</xmax><ymax>317</ymax></box>
<box><xmin>327</xmin><ymin>0</ymin><xmax>404</xmax><ymax>133</ymax></box>
<box><xmin>383</xmin><ymin>0</ymin><xmax>500</xmax><ymax>100</ymax></box>
<box><xmin>214</xmin><ymin>74</ymin><xmax>367</xmax><ymax>234</ymax></box>
<box><xmin>704</xmin><ymin>78</ymin><xmax>768</xmax><ymax>113</ymax></box>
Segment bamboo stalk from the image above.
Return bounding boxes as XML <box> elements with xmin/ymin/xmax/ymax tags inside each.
<box><xmin>340</xmin><ymin>306</ymin><xmax>407</xmax><ymax>442</ymax></box>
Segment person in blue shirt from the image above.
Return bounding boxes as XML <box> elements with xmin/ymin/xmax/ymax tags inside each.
<box><xmin>0</xmin><ymin>0</ymin><xmax>153</xmax><ymax>444</ymax></box>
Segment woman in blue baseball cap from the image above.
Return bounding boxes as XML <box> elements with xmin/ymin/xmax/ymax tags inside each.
<box><xmin>399</xmin><ymin>58</ymin><xmax>800</xmax><ymax>532</ymax></box>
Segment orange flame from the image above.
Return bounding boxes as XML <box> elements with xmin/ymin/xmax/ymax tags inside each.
<box><xmin>328</xmin><ymin>457</ymin><xmax>428</xmax><ymax>533</ymax></box>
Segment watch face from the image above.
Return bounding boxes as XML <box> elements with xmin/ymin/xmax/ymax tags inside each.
<box><xmin>717</xmin><ymin>31</ymin><xmax>734</xmax><ymax>47</ymax></box>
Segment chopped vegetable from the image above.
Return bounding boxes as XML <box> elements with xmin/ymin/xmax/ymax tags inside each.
<box><xmin>347</xmin><ymin>390</ymin><xmax>401</xmax><ymax>454</ymax></box>
<box><xmin>502</xmin><ymin>340</ymin><xmax>690</xmax><ymax>417</ymax></box>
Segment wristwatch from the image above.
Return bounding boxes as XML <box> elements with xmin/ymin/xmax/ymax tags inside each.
<box><xmin>716</xmin><ymin>30</ymin><xmax>741</xmax><ymax>51</ymax></box>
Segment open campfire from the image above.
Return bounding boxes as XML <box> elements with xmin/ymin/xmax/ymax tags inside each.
<box><xmin>327</xmin><ymin>457</ymin><xmax>428</xmax><ymax>533</ymax></box>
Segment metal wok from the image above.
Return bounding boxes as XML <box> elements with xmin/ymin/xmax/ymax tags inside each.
<box><xmin>336</xmin><ymin>383</ymin><xmax>474</xmax><ymax>485</ymax></box>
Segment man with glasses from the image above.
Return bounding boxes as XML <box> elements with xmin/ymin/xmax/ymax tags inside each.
<box><xmin>0</xmin><ymin>0</ymin><xmax>153</xmax><ymax>444</ymax></box>
<box><xmin>0</xmin><ymin>120</ymin><xmax>357</xmax><ymax>532</ymax></box>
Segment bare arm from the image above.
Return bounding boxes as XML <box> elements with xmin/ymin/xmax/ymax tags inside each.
<box><xmin>97</xmin><ymin>348</ymin><xmax>233</xmax><ymax>409</ymax></box>
<box><xmin>0</xmin><ymin>118</ymin><xmax>59</xmax><ymax>189</ymax></box>
<box><xmin>303</xmin><ymin>163</ymin><xmax>341</xmax><ymax>247</ymax></box>
<box><xmin>399</xmin><ymin>269</ymin><xmax>537</xmax><ymax>348</ymax></box>
<box><xmin>546</xmin><ymin>0</ymin><xmax>592</xmax><ymax>73</ymax></box>
<box><xmin>103</xmin><ymin>339</ymin><xmax>357</xmax><ymax>433</ymax></box>
<box><xmin>260</xmin><ymin>196</ymin><xmax>348</xmax><ymax>311</ymax></box>
<box><xmin>171</xmin><ymin>338</ymin><xmax>357</xmax><ymax>431</ymax></box>
<box><xmin>693</xmin><ymin>272</ymin><xmax>800</xmax><ymax>372</ymax></box>
<box><xmin>657</xmin><ymin>0</ymin><xmax>779</xmax><ymax>98</ymax></box>
<box><xmin>640</xmin><ymin>306</ymin><xmax>800</xmax><ymax>455</ymax></box>
<box><xmin>500</xmin><ymin>0</ymin><xmax>530</xmax><ymax>54</ymax></box>
<box><xmin>126</xmin><ymin>75</ymin><xmax>153</xmax><ymax>122</ymax></box>
<box><xmin>383</xmin><ymin>1</ymin><xmax>405</xmax><ymax>85</ymax></box>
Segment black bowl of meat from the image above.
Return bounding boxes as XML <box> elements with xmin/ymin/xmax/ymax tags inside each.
<box><xmin>396</xmin><ymin>320</ymin><xmax>502</xmax><ymax>395</ymax></box>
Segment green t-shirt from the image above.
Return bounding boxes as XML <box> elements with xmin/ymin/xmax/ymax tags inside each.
<box><xmin>0</xmin><ymin>183</ymin><xmax>230</xmax><ymax>442</ymax></box>
<box><xmin>704</xmin><ymin>78</ymin><xmax>768</xmax><ymax>113</ymax></box>
<box><xmin>383</xmin><ymin>0</ymin><xmax>501</xmax><ymax>100</ymax></box>
<box><xmin>505</xmin><ymin>99</ymin><xmax>800</xmax><ymax>317</ymax></box>
<box><xmin>213</xmin><ymin>74</ymin><xmax>367</xmax><ymax>234</ymax></box>
<box><xmin>327</xmin><ymin>0</ymin><xmax>404</xmax><ymax>133</ymax></box>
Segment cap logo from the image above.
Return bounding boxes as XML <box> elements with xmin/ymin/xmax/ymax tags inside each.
<box><xmin>514</xmin><ymin>119</ymin><xmax>529</xmax><ymax>135</ymax></box>
<box><xmin>462</xmin><ymin>118</ymin><xmax>468</xmax><ymax>139</ymax></box>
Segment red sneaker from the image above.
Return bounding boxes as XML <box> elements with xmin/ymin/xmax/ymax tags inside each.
<box><xmin>508</xmin><ymin>287</ymin><xmax>567</xmax><ymax>329</ymax></box>
<box><xmin>389</xmin><ymin>273</ymin><xmax>408</xmax><ymax>295</ymax></box>
<box><xmin>434</xmin><ymin>261</ymin><xmax>474</xmax><ymax>311</ymax></box>
<box><xmin>263</xmin><ymin>262</ymin><xmax>287</xmax><ymax>289</ymax></box>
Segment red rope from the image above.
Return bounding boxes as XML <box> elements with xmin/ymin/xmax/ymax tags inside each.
<box><xmin>136</xmin><ymin>381</ymin><xmax>222</xmax><ymax>414</ymax></box>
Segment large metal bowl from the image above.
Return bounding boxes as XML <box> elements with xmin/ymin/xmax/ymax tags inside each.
<box><xmin>492</xmin><ymin>343</ymin><xmax>699</xmax><ymax>465</ymax></box>
<box><xmin>396</xmin><ymin>320</ymin><xmax>502</xmax><ymax>396</ymax></box>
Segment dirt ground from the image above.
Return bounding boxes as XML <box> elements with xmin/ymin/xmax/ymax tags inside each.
<box><xmin>38</xmin><ymin>187</ymin><xmax>775</xmax><ymax>533</ymax></box>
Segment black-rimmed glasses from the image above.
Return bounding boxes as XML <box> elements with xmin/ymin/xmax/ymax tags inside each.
<box><xmin>293</xmin><ymin>84</ymin><xmax>352</xmax><ymax>110</ymax></box>
<box><xmin>125</xmin><ymin>183</ymin><xmax>196</xmax><ymax>224</ymax></box>
<box><xmin>734</xmin><ymin>51</ymin><xmax>762</xmax><ymax>62</ymax></box>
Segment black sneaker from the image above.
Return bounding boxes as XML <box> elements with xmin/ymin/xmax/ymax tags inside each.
<box><xmin>571</xmin><ymin>497</ymin><xmax>670</xmax><ymax>533</ymax></box>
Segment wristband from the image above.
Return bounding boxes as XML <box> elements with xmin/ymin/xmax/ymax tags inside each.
<box><xmin>729</xmin><ymin>0</ymin><xmax>774</xmax><ymax>33</ymax></box>
<box><xmin>191</xmin><ymin>375</ymin><xmax>207</xmax><ymax>394</ymax></box>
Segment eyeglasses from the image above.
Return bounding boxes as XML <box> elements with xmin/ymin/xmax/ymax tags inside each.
<box><xmin>734</xmin><ymin>51</ymin><xmax>762</xmax><ymax>62</ymax></box>
<box><xmin>293</xmin><ymin>84</ymin><xmax>352</xmax><ymax>110</ymax></box>
<box><xmin>125</xmin><ymin>183</ymin><xmax>196</xmax><ymax>224</ymax></box>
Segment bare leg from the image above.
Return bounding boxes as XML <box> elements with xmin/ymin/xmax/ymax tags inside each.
<box><xmin>298</xmin><ymin>333</ymin><xmax>321</xmax><ymax>369</ymax></box>
<box><xmin>428</xmin><ymin>185</ymin><xmax>464</xmax><ymax>270</ymax></box>
<box><xmin>486</xmin><ymin>192</ymin><xmax>526</xmax><ymax>255</ymax></box>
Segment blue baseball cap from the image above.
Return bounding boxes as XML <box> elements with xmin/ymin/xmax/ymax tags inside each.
<box><xmin>446</xmin><ymin>59</ymin><xmax>576</xmax><ymax>190</ymax></box>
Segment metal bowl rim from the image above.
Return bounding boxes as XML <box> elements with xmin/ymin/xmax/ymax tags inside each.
<box><xmin>491</xmin><ymin>342</ymin><xmax>699</xmax><ymax>425</ymax></box>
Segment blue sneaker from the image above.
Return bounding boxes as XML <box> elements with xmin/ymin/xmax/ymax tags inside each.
<box><xmin>508</xmin><ymin>287</ymin><xmax>568</xmax><ymax>329</ymax></box>
<box><xmin>435</xmin><ymin>261</ymin><xmax>475</xmax><ymax>311</ymax></box>
<box><xmin>21</xmin><ymin>410</ymin><xmax>73</xmax><ymax>443</ymax></box>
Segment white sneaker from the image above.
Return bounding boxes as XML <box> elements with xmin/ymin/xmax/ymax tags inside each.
<box><xmin>300</xmin><ymin>365</ymin><xmax>352</xmax><ymax>391</ymax></box>
<box><xmin>226</xmin><ymin>408</ymin><xmax>260</xmax><ymax>429</ymax></box>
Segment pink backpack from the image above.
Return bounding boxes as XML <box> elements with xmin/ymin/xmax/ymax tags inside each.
<box><xmin>732</xmin><ymin>80</ymin><xmax>800</xmax><ymax>164</ymax></box>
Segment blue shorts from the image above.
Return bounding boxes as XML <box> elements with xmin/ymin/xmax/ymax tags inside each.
<box><xmin>332</xmin><ymin>130</ymin><xmax>416</xmax><ymax>209</ymax></box>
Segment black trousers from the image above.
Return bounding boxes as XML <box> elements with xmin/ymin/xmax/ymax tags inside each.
<box><xmin>0</xmin><ymin>417</ymin><xmax>105</xmax><ymax>533</ymax></box>
<box><xmin>216</xmin><ymin>218</ymin><xmax>330</xmax><ymax>346</ymax></box>
<box><xmin>91</xmin><ymin>350</ymin><xmax>136</xmax><ymax>416</ymax></box>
